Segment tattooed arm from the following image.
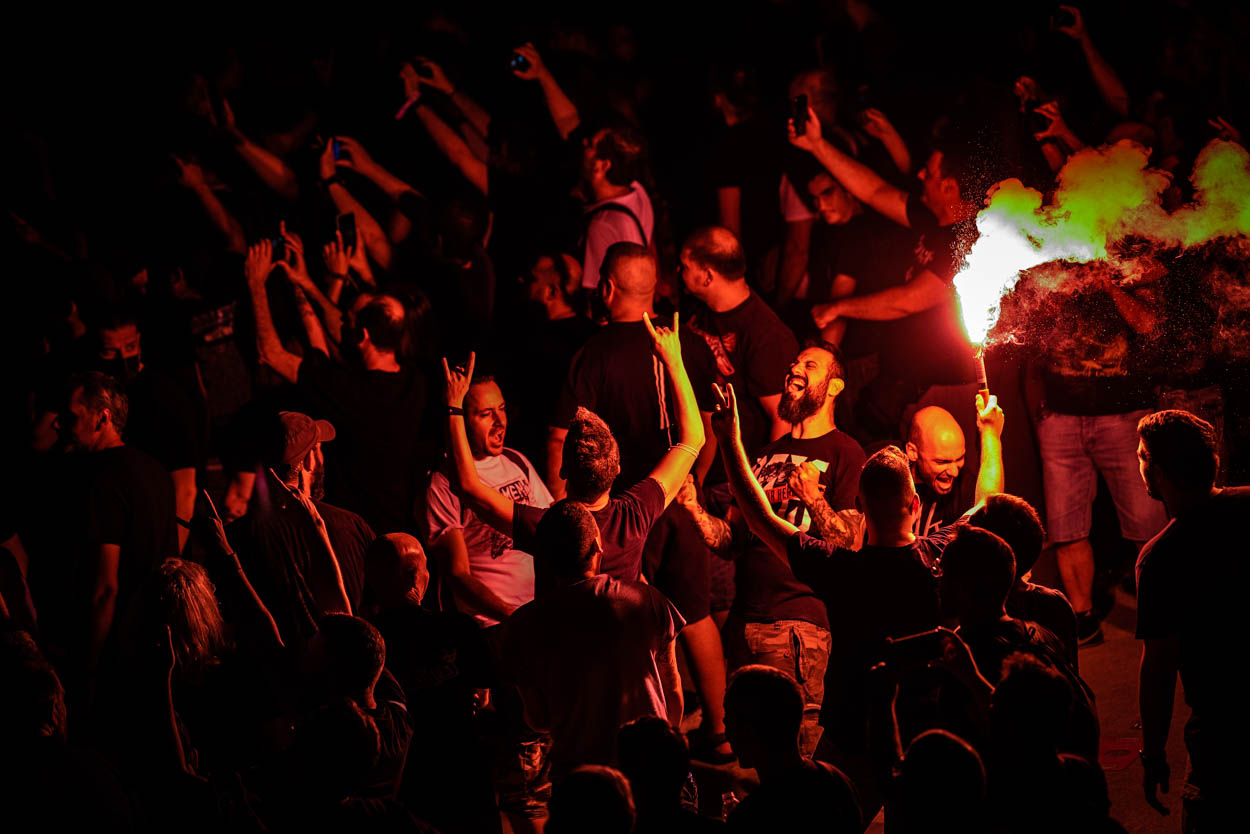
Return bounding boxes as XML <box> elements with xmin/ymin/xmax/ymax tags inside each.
<box><xmin>789</xmin><ymin>462</ymin><xmax>864</xmax><ymax>549</ymax></box>
<box><xmin>675</xmin><ymin>475</ymin><xmax>743</xmax><ymax>558</ymax></box>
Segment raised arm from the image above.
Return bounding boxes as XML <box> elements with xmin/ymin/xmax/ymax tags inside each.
<box><xmin>710</xmin><ymin>383</ymin><xmax>798</xmax><ymax>561</ymax></box>
<box><xmin>974</xmin><ymin>393</ymin><xmax>1005</xmax><ymax>505</ymax></box>
<box><xmin>270</xmin><ymin>470</ymin><xmax>352</xmax><ymax>616</ymax></box>
<box><xmin>197</xmin><ymin>490</ymin><xmax>284</xmax><ymax>651</ymax></box>
<box><xmin>171</xmin><ymin>156</ymin><xmax>247</xmax><ymax>254</ymax></box>
<box><xmin>1056</xmin><ymin>6</ymin><xmax>1130</xmax><ymax>118</ymax></box>
<box><xmin>811</xmin><ymin>269</ymin><xmax>952</xmax><ymax>328</ymax></box>
<box><xmin>414</xmin><ymin>58</ymin><xmax>493</xmax><ymax>140</ymax></box>
<box><xmin>276</xmin><ymin>225</ymin><xmax>336</xmax><ymax>352</ymax></box>
<box><xmin>859</xmin><ymin>108</ymin><xmax>912</xmax><ymax>175</ymax></box>
<box><xmin>319</xmin><ymin>141</ymin><xmax>394</xmax><ymax>270</ymax></box>
<box><xmin>221</xmin><ymin>98</ymin><xmax>300</xmax><ymax>201</ymax></box>
<box><xmin>444</xmin><ymin>353</ymin><xmax>516</xmax><ymax>536</ymax></box>
<box><xmin>245</xmin><ymin>241</ymin><xmax>303</xmax><ymax>384</ymax></box>
<box><xmin>790</xmin><ymin>106</ymin><xmax>910</xmax><ymax>228</ymax></box>
<box><xmin>401</xmin><ymin>64</ymin><xmax>489</xmax><ymax>195</ymax></box>
<box><xmin>332</xmin><ymin>136</ymin><xmax>423</xmax><ymax>204</ymax></box>
<box><xmin>675</xmin><ymin>474</ymin><xmax>744</xmax><ymax>559</ymax></box>
<box><xmin>643</xmin><ymin>313</ymin><xmax>706</xmax><ymax>506</ymax></box>
<box><xmin>512</xmin><ymin>43</ymin><xmax>580</xmax><ymax>140</ymax></box>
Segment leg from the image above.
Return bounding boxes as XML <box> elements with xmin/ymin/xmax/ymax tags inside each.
<box><xmin>1036</xmin><ymin>412</ymin><xmax>1098</xmax><ymax>611</ymax></box>
<box><xmin>1055</xmin><ymin>538</ymin><xmax>1096</xmax><ymax>613</ymax></box>
<box><xmin>680</xmin><ymin>616</ymin><xmax>730</xmax><ymax>755</ymax></box>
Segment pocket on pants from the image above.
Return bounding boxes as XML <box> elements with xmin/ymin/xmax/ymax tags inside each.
<box><xmin>792</xmin><ymin>626</ymin><xmax>831</xmax><ymax>692</ymax></box>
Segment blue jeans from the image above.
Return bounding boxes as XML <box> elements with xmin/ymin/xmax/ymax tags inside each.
<box><xmin>724</xmin><ymin>618</ymin><xmax>831</xmax><ymax>758</ymax></box>
<box><xmin>1036</xmin><ymin>409</ymin><xmax>1167</xmax><ymax>543</ymax></box>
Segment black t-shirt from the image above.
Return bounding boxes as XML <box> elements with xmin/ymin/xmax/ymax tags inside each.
<box><xmin>727</xmin><ymin>758</ymin><xmax>861</xmax><ymax>834</ymax></box>
<box><xmin>807</xmin><ymin>211</ymin><xmax>916</xmax><ymax>358</ymax></box>
<box><xmin>553</xmin><ymin>319</ymin><xmax>718</xmax><ymax>489</ymax></box>
<box><xmin>914</xmin><ymin>473</ymin><xmax>975</xmax><ymax>538</ymax></box>
<box><xmin>1007</xmin><ymin>581</ymin><xmax>1079</xmax><ymax>667</ymax></box>
<box><xmin>788</xmin><ymin>524</ymin><xmax>955</xmax><ymax>741</ymax></box>
<box><xmin>733</xmin><ymin>431</ymin><xmax>866</xmax><ymax>627</ymax></box>
<box><xmin>1040</xmin><ymin>289</ymin><xmax>1156</xmax><ymax>415</ymax></box>
<box><xmin>85</xmin><ymin>444</ymin><xmax>178</xmax><ymax>597</ymax></box>
<box><xmin>1136</xmin><ymin>487</ymin><xmax>1250</xmax><ymax>727</ymax></box>
<box><xmin>880</xmin><ymin>196</ymin><xmax>976</xmax><ymax>386</ymax></box>
<box><xmin>513</xmin><ymin>477</ymin><xmax>666</xmax><ymax>582</ymax></box>
<box><xmin>686</xmin><ymin>291</ymin><xmax>799</xmax><ymax>462</ymax></box>
<box><xmin>124</xmin><ymin>369</ymin><xmax>203</xmax><ymax>474</ymax></box>
<box><xmin>296</xmin><ymin>350</ymin><xmax>428</xmax><ymax>534</ymax></box>
<box><xmin>228</xmin><ymin>489</ymin><xmax>376</xmax><ymax>641</ymax></box>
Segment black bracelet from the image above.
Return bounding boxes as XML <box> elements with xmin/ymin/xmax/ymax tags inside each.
<box><xmin>320</xmin><ymin>175</ymin><xmax>344</xmax><ymax>189</ymax></box>
<box><xmin>176</xmin><ymin>516</ymin><xmax>193</xmax><ymax>530</ymax></box>
<box><xmin>447</xmin><ymin>406</ymin><xmax>465</xmax><ymax>416</ymax></box>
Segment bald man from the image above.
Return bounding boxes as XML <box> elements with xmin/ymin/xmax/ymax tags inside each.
<box><xmin>905</xmin><ymin>394</ymin><xmax>1005</xmax><ymax>537</ymax></box>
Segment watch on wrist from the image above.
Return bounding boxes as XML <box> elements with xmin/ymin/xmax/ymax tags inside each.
<box><xmin>447</xmin><ymin>405</ymin><xmax>465</xmax><ymax>416</ymax></box>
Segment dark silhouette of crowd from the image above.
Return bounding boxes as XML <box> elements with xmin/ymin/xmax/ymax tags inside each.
<box><xmin>3</xmin><ymin>2</ymin><xmax>1248</xmax><ymax>832</ymax></box>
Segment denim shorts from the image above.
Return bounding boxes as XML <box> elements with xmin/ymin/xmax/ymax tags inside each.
<box><xmin>1036</xmin><ymin>409</ymin><xmax>1167</xmax><ymax>543</ymax></box>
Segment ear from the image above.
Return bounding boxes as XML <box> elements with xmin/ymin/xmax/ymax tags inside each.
<box><xmin>96</xmin><ymin>410</ymin><xmax>109</xmax><ymax>431</ymax></box>
<box><xmin>910</xmin><ymin>492</ymin><xmax>921</xmax><ymax>515</ymax></box>
<box><xmin>358</xmin><ymin>326</ymin><xmax>371</xmax><ymax>346</ymax></box>
<box><xmin>302</xmin><ymin>448</ymin><xmax>317</xmax><ymax>472</ymax></box>
<box><xmin>827</xmin><ymin>378</ymin><xmax>845</xmax><ymax>399</ymax></box>
<box><xmin>905</xmin><ymin>441</ymin><xmax>919</xmax><ymax>462</ymax></box>
<box><xmin>603</xmin><ymin>278</ymin><xmax>616</xmax><ymax>304</ymax></box>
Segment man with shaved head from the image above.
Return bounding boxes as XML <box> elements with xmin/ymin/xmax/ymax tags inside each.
<box><xmin>905</xmin><ymin>395</ymin><xmax>1005</xmax><ymax>537</ymax></box>
<box><xmin>682</xmin><ymin>226</ymin><xmax>799</xmax><ymax>461</ymax></box>
<box><xmin>365</xmin><ymin>532</ymin><xmax>495</xmax><ymax>832</ymax></box>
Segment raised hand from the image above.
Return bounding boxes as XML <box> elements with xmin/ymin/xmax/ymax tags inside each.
<box><xmin>858</xmin><ymin>108</ymin><xmax>900</xmax><ymax>143</ymax></box>
<box><xmin>333</xmin><ymin>135</ymin><xmax>374</xmax><ymax>173</ymax></box>
<box><xmin>413</xmin><ymin>57</ymin><xmax>454</xmax><ymax>94</ymax></box>
<box><xmin>323</xmin><ymin>229</ymin><xmax>353</xmax><ymax>276</ymax></box>
<box><xmin>787</xmin><ymin>461</ymin><xmax>825</xmax><ymax>507</ymax></box>
<box><xmin>927</xmin><ymin>628</ymin><xmax>985</xmax><ymax>687</ymax></box>
<box><xmin>270</xmin><ymin>467</ymin><xmax>325</xmax><ymax>524</ymax></box>
<box><xmin>709</xmin><ymin>382</ymin><xmax>741</xmax><ymax>444</ymax></box>
<box><xmin>976</xmin><ymin>393</ymin><xmax>1005</xmax><ymax>437</ymax></box>
<box><xmin>399</xmin><ymin>63</ymin><xmax>424</xmax><ymax>102</ymax></box>
<box><xmin>787</xmin><ymin>105</ymin><xmax>822</xmax><ymax>152</ymax></box>
<box><xmin>511</xmin><ymin>42</ymin><xmax>547</xmax><ymax>81</ymax></box>
<box><xmin>1209</xmin><ymin>116</ymin><xmax>1242</xmax><ymax>145</ymax></box>
<box><xmin>171</xmin><ymin>154</ymin><xmax>207</xmax><ymax>190</ymax></box>
<box><xmin>1013</xmin><ymin>76</ymin><xmax>1041</xmax><ymax>111</ymax></box>
<box><xmin>1054</xmin><ymin>5</ymin><xmax>1087</xmax><ymax>41</ymax></box>
<box><xmin>318</xmin><ymin>137</ymin><xmax>339</xmax><ymax>181</ymax></box>
<box><xmin>676</xmin><ymin>473</ymin><xmax>699</xmax><ymax>511</ymax></box>
<box><xmin>195</xmin><ymin>489</ymin><xmax>234</xmax><ymax>556</ymax></box>
<box><xmin>245</xmin><ymin>240</ymin><xmax>276</xmax><ymax>287</ymax></box>
<box><xmin>442</xmin><ymin>351</ymin><xmax>476</xmax><ymax>408</ymax></box>
<box><xmin>642</xmin><ymin>312</ymin><xmax>684</xmax><ymax>368</ymax></box>
<box><xmin>276</xmin><ymin>221</ymin><xmax>312</xmax><ymax>286</ymax></box>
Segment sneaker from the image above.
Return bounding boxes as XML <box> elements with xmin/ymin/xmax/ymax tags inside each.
<box><xmin>1076</xmin><ymin>611</ymin><xmax>1104</xmax><ymax>647</ymax></box>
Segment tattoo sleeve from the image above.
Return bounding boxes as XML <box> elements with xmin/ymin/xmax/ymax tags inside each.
<box><xmin>806</xmin><ymin>497</ymin><xmax>864</xmax><ymax>550</ymax></box>
<box><xmin>687</xmin><ymin>501</ymin><xmax>739</xmax><ymax>558</ymax></box>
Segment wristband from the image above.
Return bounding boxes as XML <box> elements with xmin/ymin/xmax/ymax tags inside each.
<box><xmin>671</xmin><ymin>442</ymin><xmax>700</xmax><ymax>458</ymax></box>
<box><xmin>447</xmin><ymin>406</ymin><xmax>465</xmax><ymax>416</ymax></box>
<box><xmin>176</xmin><ymin>516</ymin><xmax>193</xmax><ymax>530</ymax></box>
<box><xmin>320</xmin><ymin>175</ymin><xmax>344</xmax><ymax>189</ymax></box>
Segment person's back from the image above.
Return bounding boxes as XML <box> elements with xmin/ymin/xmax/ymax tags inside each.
<box><xmin>505</xmin><ymin>573</ymin><xmax>683</xmax><ymax>775</ymax></box>
<box><xmin>86</xmin><ymin>444</ymin><xmax>177</xmax><ymax>590</ymax></box>
<box><xmin>727</xmin><ymin>757</ymin><xmax>859</xmax><ymax>833</ymax></box>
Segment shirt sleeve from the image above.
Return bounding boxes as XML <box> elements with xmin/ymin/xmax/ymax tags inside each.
<box><xmin>511</xmin><ymin>503</ymin><xmax>546</xmax><ymax>554</ymax></box>
<box><xmin>614</xmin><ymin>478</ymin><xmax>668</xmax><ymax>543</ymax></box>
<box><xmin>424</xmin><ymin>471</ymin><xmax>464</xmax><ymax>540</ymax></box>
<box><xmin>824</xmin><ymin>438</ymin><xmax>867</xmax><ymax>511</ymax></box>
<box><xmin>646</xmin><ymin>585</ymin><xmax>687</xmax><ymax>644</ymax></box>
<box><xmin>780</xmin><ymin>173</ymin><xmax>817</xmax><ymax>223</ymax></box>
<box><xmin>1134</xmin><ymin>545</ymin><xmax>1181</xmax><ymax>640</ymax></box>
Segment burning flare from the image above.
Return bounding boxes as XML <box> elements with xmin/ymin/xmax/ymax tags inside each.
<box><xmin>954</xmin><ymin>139</ymin><xmax>1250</xmax><ymax>347</ymax></box>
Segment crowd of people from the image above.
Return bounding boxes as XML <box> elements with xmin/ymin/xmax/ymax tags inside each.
<box><xmin>4</xmin><ymin>2</ymin><xmax>1248</xmax><ymax>832</ymax></box>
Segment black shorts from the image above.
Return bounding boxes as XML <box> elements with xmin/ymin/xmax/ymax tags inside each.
<box><xmin>643</xmin><ymin>502</ymin><xmax>711</xmax><ymax>623</ymax></box>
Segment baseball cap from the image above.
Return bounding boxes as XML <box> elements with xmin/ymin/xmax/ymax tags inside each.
<box><xmin>278</xmin><ymin>411</ymin><xmax>336</xmax><ymax>465</ymax></box>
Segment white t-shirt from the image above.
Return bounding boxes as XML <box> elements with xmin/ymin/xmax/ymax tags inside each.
<box><xmin>425</xmin><ymin>449</ymin><xmax>554</xmax><ymax>627</ymax></box>
<box><xmin>582</xmin><ymin>181</ymin><xmax>655</xmax><ymax>289</ymax></box>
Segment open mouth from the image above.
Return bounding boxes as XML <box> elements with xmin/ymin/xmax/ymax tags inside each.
<box><xmin>787</xmin><ymin>376</ymin><xmax>807</xmax><ymax>393</ymax></box>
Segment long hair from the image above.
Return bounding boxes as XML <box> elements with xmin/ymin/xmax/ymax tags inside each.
<box><xmin>140</xmin><ymin>558</ymin><xmax>228</xmax><ymax>682</ymax></box>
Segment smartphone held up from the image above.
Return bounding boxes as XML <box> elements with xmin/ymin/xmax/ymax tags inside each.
<box><xmin>791</xmin><ymin>94</ymin><xmax>809</xmax><ymax>137</ymax></box>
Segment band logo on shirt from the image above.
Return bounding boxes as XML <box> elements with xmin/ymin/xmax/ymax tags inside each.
<box><xmin>687</xmin><ymin>318</ymin><xmax>738</xmax><ymax>378</ymax></box>
<box><xmin>487</xmin><ymin>478</ymin><xmax>532</xmax><ymax>558</ymax></box>
<box><xmin>752</xmin><ymin>453</ymin><xmax>830</xmax><ymax>533</ymax></box>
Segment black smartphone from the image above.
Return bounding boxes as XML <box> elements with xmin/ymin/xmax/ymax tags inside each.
<box><xmin>791</xmin><ymin>94</ymin><xmax>809</xmax><ymax>137</ymax></box>
<box><xmin>1028</xmin><ymin>104</ymin><xmax>1054</xmax><ymax>134</ymax></box>
<box><xmin>1053</xmin><ymin>7</ymin><xmax>1076</xmax><ymax>28</ymax></box>
<box><xmin>510</xmin><ymin>52</ymin><xmax>531</xmax><ymax>73</ymax></box>
<box><xmin>336</xmin><ymin>212</ymin><xmax>358</xmax><ymax>252</ymax></box>
<box><xmin>856</xmin><ymin>85</ymin><xmax>872</xmax><ymax>112</ymax></box>
<box><xmin>331</xmin><ymin>138</ymin><xmax>345</xmax><ymax>162</ymax></box>
<box><xmin>414</xmin><ymin>60</ymin><xmax>434</xmax><ymax>79</ymax></box>
<box><xmin>270</xmin><ymin>238</ymin><xmax>286</xmax><ymax>261</ymax></box>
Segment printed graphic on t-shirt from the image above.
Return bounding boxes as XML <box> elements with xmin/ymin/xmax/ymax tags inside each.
<box><xmin>906</xmin><ymin>234</ymin><xmax>937</xmax><ymax>281</ymax></box>
<box><xmin>1049</xmin><ymin>320</ymin><xmax>1130</xmax><ymax>378</ymax></box>
<box><xmin>486</xmin><ymin>477</ymin><xmax>532</xmax><ymax>558</ymax></box>
<box><xmin>752</xmin><ymin>453</ymin><xmax>831</xmax><ymax>532</ymax></box>
<box><xmin>687</xmin><ymin>318</ymin><xmax>737</xmax><ymax>378</ymax></box>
